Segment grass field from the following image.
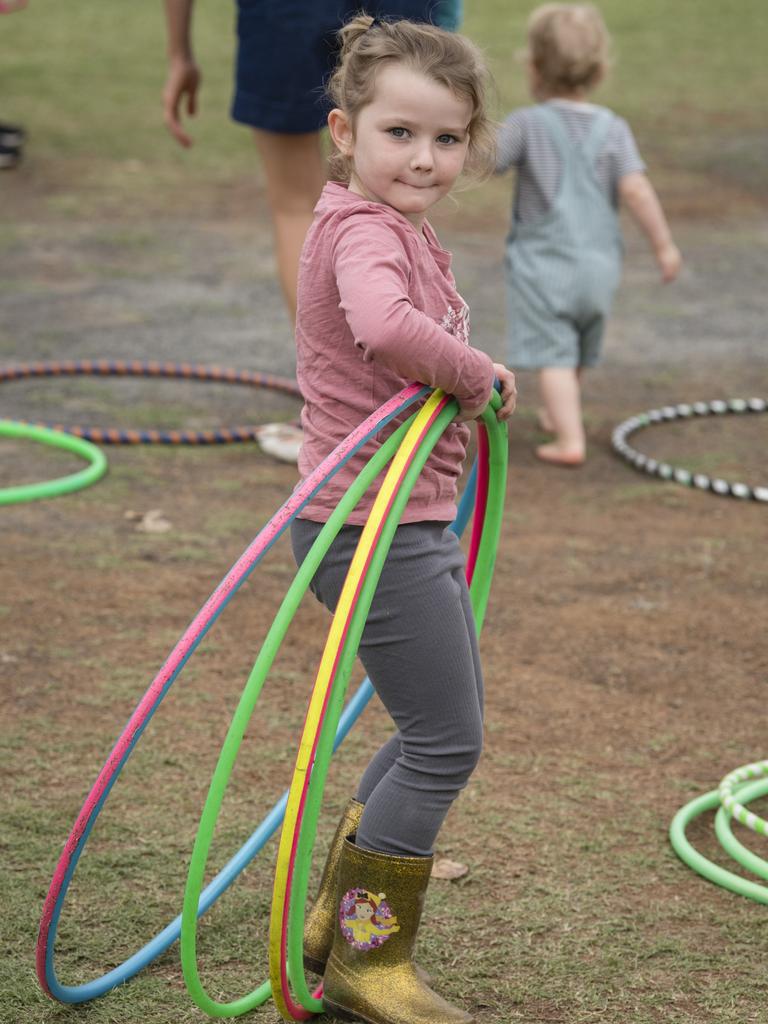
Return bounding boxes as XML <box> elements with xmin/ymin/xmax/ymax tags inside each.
<box><xmin>2</xmin><ymin>1</ymin><xmax>766</xmax><ymax>203</ymax></box>
<box><xmin>2</xmin><ymin>3</ymin><xmax>768</xmax><ymax>1024</ymax></box>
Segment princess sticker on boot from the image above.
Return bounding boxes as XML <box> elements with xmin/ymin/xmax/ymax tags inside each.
<box><xmin>339</xmin><ymin>888</ymin><xmax>400</xmax><ymax>951</ymax></box>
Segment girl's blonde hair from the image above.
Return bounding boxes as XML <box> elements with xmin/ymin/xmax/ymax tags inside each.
<box><xmin>327</xmin><ymin>14</ymin><xmax>495</xmax><ymax>181</ymax></box>
<box><xmin>526</xmin><ymin>3</ymin><xmax>611</xmax><ymax>95</ymax></box>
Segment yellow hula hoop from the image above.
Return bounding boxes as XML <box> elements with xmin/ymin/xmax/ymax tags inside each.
<box><xmin>268</xmin><ymin>391</ymin><xmax>448</xmax><ymax>1020</ymax></box>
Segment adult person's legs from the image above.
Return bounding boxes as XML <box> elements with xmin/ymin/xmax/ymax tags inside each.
<box><xmin>252</xmin><ymin>128</ymin><xmax>326</xmax><ymax>321</ymax></box>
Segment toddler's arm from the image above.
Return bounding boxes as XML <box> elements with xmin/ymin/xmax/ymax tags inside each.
<box><xmin>494</xmin><ymin>110</ymin><xmax>526</xmax><ymax>175</ymax></box>
<box><xmin>619</xmin><ymin>171</ymin><xmax>682</xmax><ymax>283</ymax></box>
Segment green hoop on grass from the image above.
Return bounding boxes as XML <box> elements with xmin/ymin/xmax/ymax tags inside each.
<box><xmin>670</xmin><ymin>777</ymin><xmax>768</xmax><ymax>904</ymax></box>
<box><xmin>718</xmin><ymin>761</ymin><xmax>768</xmax><ymax>835</ymax></box>
<box><xmin>0</xmin><ymin>420</ymin><xmax>107</xmax><ymax>505</ymax></box>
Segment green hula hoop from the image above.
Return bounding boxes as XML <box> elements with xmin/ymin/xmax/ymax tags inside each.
<box><xmin>282</xmin><ymin>396</ymin><xmax>507</xmax><ymax>1016</ymax></box>
<box><xmin>181</xmin><ymin>395</ymin><xmax>506</xmax><ymax>1018</ymax></box>
<box><xmin>714</xmin><ymin>781</ymin><xmax>768</xmax><ymax>883</ymax></box>
<box><xmin>180</xmin><ymin>412</ymin><xmax>418</xmax><ymax>1017</ymax></box>
<box><xmin>276</xmin><ymin>396</ymin><xmax>459</xmax><ymax>1018</ymax></box>
<box><xmin>670</xmin><ymin>777</ymin><xmax>768</xmax><ymax>904</ymax></box>
<box><xmin>0</xmin><ymin>420</ymin><xmax>107</xmax><ymax>505</ymax></box>
<box><xmin>718</xmin><ymin>760</ymin><xmax>768</xmax><ymax>835</ymax></box>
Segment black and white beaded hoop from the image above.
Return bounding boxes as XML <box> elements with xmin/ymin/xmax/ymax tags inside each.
<box><xmin>611</xmin><ymin>398</ymin><xmax>768</xmax><ymax>502</ymax></box>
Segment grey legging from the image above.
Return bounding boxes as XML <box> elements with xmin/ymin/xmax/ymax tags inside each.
<box><xmin>291</xmin><ymin>519</ymin><xmax>484</xmax><ymax>857</ymax></box>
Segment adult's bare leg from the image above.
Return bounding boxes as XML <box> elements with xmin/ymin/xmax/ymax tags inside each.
<box><xmin>252</xmin><ymin>128</ymin><xmax>327</xmax><ymax>321</ymax></box>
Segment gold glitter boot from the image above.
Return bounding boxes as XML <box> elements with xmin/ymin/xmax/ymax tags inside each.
<box><xmin>303</xmin><ymin>798</ymin><xmax>364</xmax><ymax>974</ymax></box>
<box><xmin>322</xmin><ymin>839</ymin><xmax>473</xmax><ymax>1024</ymax></box>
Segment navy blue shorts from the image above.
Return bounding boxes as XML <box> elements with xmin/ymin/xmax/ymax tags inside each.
<box><xmin>231</xmin><ymin>1</ymin><xmax>462</xmax><ymax>134</ymax></box>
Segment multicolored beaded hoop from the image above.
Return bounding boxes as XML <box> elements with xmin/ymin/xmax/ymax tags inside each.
<box><xmin>0</xmin><ymin>360</ymin><xmax>301</xmax><ymax>444</ymax></box>
<box><xmin>612</xmin><ymin>398</ymin><xmax>767</xmax><ymax>502</ymax></box>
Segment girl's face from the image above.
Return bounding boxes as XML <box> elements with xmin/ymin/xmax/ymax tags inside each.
<box><xmin>329</xmin><ymin>64</ymin><xmax>472</xmax><ymax>228</ymax></box>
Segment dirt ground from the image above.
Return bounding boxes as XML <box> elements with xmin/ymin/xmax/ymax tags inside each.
<box><xmin>2</xmin><ymin>168</ymin><xmax>767</xmax><ymax>1023</ymax></box>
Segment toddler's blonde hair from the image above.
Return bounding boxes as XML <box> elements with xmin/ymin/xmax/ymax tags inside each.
<box><xmin>526</xmin><ymin>3</ymin><xmax>610</xmax><ymax>95</ymax></box>
<box><xmin>327</xmin><ymin>14</ymin><xmax>495</xmax><ymax>181</ymax></box>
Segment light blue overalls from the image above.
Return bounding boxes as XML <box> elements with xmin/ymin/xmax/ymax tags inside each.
<box><xmin>504</xmin><ymin>104</ymin><xmax>623</xmax><ymax>369</ymax></box>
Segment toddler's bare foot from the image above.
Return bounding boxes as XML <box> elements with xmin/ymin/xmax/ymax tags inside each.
<box><xmin>535</xmin><ymin>442</ymin><xmax>585</xmax><ymax>467</ymax></box>
<box><xmin>537</xmin><ymin>407</ymin><xmax>555</xmax><ymax>433</ymax></box>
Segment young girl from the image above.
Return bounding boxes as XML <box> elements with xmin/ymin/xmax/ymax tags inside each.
<box><xmin>497</xmin><ymin>2</ymin><xmax>682</xmax><ymax>466</ymax></box>
<box><xmin>290</xmin><ymin>15</ymin><xmax>516</xmax><ymax>1024</ymax></box>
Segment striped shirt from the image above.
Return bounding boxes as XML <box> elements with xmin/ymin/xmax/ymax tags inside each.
<box><xmin>496</xmin><ymin>99</ymin><xmax>646</xmax><ymax>223</ymax></box>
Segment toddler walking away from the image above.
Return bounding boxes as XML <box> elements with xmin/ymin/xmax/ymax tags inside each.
<box><xmin>290</xmin><ymin>15</ymin><xmax>516</xmax><ymax>1024</ymax></box>
<box><xmin>497</xmin><ymin>2</ymin><xmax>682</xmax><ymax>466</ymax></box>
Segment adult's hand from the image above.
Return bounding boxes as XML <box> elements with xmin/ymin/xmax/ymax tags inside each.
<box><xmin>162</xmin><ymin>57</ymin><xmax>201</xmax><ymax>148</ymax></box>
